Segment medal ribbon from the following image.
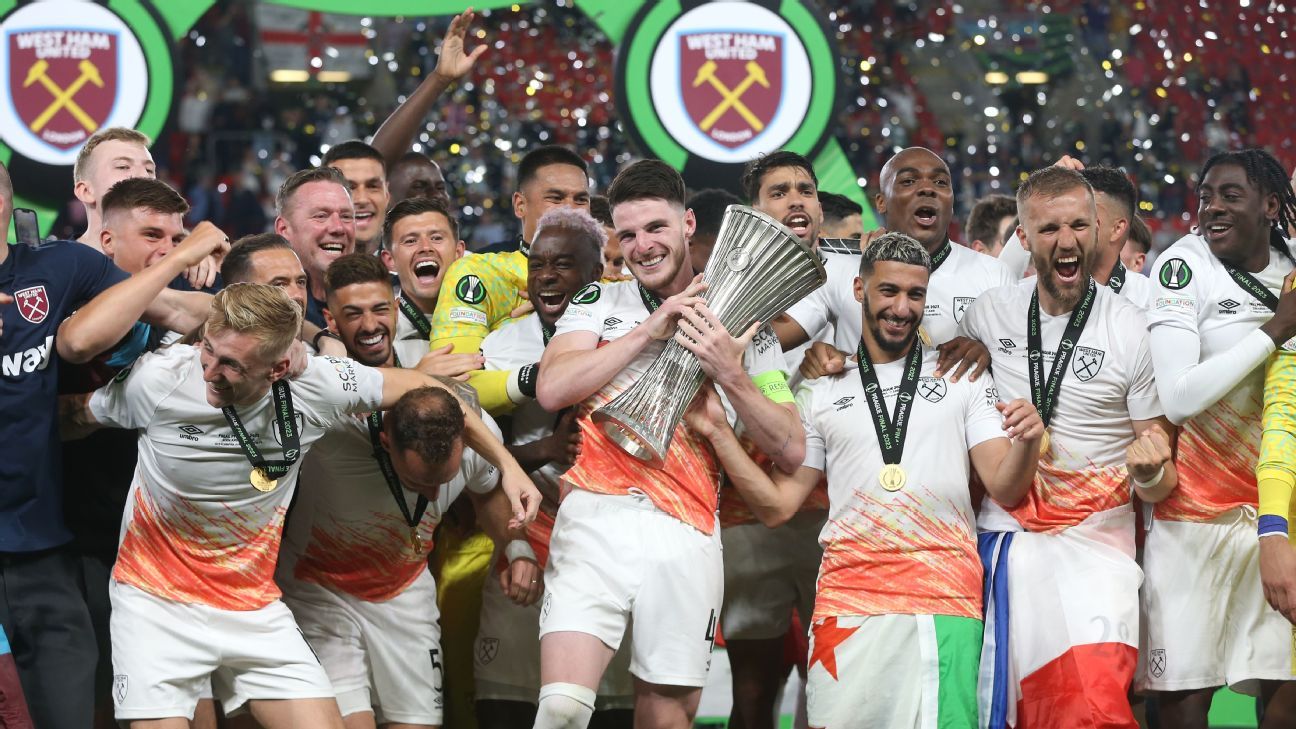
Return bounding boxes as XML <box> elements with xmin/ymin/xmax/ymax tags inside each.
<box><xmin>637</xmin><ymin>282</ymin><xmax>663</xmax><ymax>313</ymax></box>
<box><xmin>1027</xmin><ymin>278</ymin><xmax>1097</xmax><ymax>427</ymax></box>
<box><xmin>1223</xmin><ymin>265</ymin><xmax>1279</xmax><ymax>312</ymax></box>
<box><xmin>1107</xmin><ymin>260</ymin><xmax>1127</xmax><ymax>294</ymax></box>
<box><xmin>397</xmin><ymin>294</ymin><xmax>432</xmax><ymax>339</ymax></box>
<box><xmin>366</xmin><ymin>411</ymin><xmax>429</xmax><ymax>531</ymax></box>
<box><xmin>541</xmin><ymin>320</ymin><xmax>556</xmax><ymax>345</ymax></box>
<box><xmin>221</xmin><ymin>379</ymin><xmax>300</xmax><ymax>478</ymax></box>
<box><xmin>930</xmin><ymin>240</ymin><xmax>953</xmax><ymax>272</ymax></box>
<box><xmin>855</xmin><ymin>338</ymin><xmax>924</xmax><ymax>466</ymax></box>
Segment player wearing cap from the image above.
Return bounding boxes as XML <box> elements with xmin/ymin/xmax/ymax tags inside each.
<box><xmin>960</xmin><ymin>167</ymin><xmax>1176</xmax><ymax>728</ymax></box>
<box><xmin>275</xmin><ymin>254</ymin><xmax>537</xmax><ymax>729</ymax></box>
<box><xmin>532</xmin><ymin>160</ymin><xmax>802</xmax><ymax>728</ymax></box>
<box><xmin>1143</xmin><ymin>149</ymin><xmax>1296</xmax><ymax>726</ymax></box>
<box><xmin>689</xmin><ymin>232</ymin><xmax>1043</xmax><ymax>729</ymax></box>
<box><xmin>59</xmin><ymin>283</ymin><xmax>537</xmax><ymax>727</ymax></box>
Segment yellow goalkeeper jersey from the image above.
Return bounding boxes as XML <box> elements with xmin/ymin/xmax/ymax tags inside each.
<box><xmin>1258</xmin><ymin>348</ymin><xmax>1296</xmax><ymax>523</ymax></box>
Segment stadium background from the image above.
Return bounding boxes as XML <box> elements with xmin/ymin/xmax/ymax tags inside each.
<box><xmin>2</xmin><ymin>0</ymin><xmax>1292</xmax><ymax>726</ymax></box>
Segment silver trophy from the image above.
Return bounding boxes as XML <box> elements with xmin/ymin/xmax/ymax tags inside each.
<box><xmin>592</xmin><ymin>204</ymin><xmax>827</xmax><ymax>467</ymax></box>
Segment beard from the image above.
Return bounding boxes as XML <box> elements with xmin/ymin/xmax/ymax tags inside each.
<box><xmin>1032</xmin><ymin>249</ymin><xmax>1092</xmax><ymax>311</ymax></box>
<box><xmin>864</xmin><ymin>296</ymin><xmax>918</xmax><ymax>355</ymax></box>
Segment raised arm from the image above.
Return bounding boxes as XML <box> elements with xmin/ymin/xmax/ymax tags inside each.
<box><xmin>370</xmin><ymin>10</ymin><xmax>485</xmax><ymax>164</ymax></box>
<box><xmin>59</xmin><ymin>223</ymin><xmax>229</xmax><ymax>363</ymax></box>
<box><xmin>970</xmin><ymin>399</ymin><xmax>1044</xmax><ymax>509</ymax></box>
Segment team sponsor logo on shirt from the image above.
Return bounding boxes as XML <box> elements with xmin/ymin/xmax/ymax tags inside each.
<box><xmin>604</xmin><ymin>316</ymin><xmax>623</xmax><ymax>327</ymax></box>
<box><xmin>953</xmin><ymin>296</ymin><xmax>975</xmax><ymax>323</ymax></box>
<box><xmin>918</xmin><ymin>376</ymin><xmax>947</xmax><ymax>403</ymax></box>
<box><xmin>1218</xmin><ymin>298</ymin><xmax>1240</xmax><ymax>314</ymax></box>
<box><xmin>1158</xmin><ymin>258</ymin><xmax>1192</xmax><ymax>290</ymax></box>
<box><xmin>454</xmin><ymin>274</ymin><xmax>486</xmax><ymax>304</ymax></box>
<box><xmin>833</xmin><ymin>396</ymin><xmax>855</xmax><ymax>411</ymax></box>
<box><xmin>1</xmin><ymin>333</ymin><xmax>53</xmax><ymax>376</ymax></box>
<box><xmin>752</xmin><ymin>326</ymin><xmax>778</xmax><ymax>354</ymax></box>
<box><xmin>997</xmin><ymin>338</ymin><xmax>1016</xmax><ymax>354</ymax></box>
<box><xmin>1072</xmin><ymin>346</ymin><xmax>1105</xmax><ymax>381</ymax></box>
<box><xmin>572</xmin><ymin>283</ymin><xmax>601</xmax><ymax>305</ymax></box>
<box><xmin>177</xmin><ymin>424</ymin><xmax>202</xmax><ymax>442</ymax></box>
<box><xmin>13</xmin><ymin>285</ymin><xmax>49</xmax><ymax>323</ymax></box>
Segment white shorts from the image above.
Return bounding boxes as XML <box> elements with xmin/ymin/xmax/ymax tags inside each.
<box><xmin>806</xmin><ymin>613</ymin><xmax>981</xmax><ymax>729</ymax></box>
<box><xmin>720</xmin><ymin>510</ymin><xmax>824</xmax><ymax>640</ymax></box>
<box><xmin>109</xmin><ymin>581</ymin><xmax>333</xmax><ymax>720</ymax></box>
<box><xmin>282</xmin><ymin>570</ymin><xmax>443</xmax><ymax>725</ymax></box>
<box><xmin>474</xmin><ymin>552</ymin><xmax>634</xmax><ymax>708</ymax></box>
<box><xmin>539</xmin><ymin>488</ymin><xmax>724</xmax><ymax>687</ymax></box>
<box><xmin>1138</xmin><ymin>508</ymin><xmax>1296</xmax><ymax>694</ymax></box>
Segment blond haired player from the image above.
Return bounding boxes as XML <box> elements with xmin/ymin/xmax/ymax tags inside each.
<box><xmin>73</xmin><ymin>127</ymin><xmax>155</xmax><ymax>251</ymax></box>
<box><xmin>60</xmin><ymin>283</ymin><xmax>537</xmax><ymax>728</ymax></box>
<box><xmin>690</xmin><ymin>233</ymin><xmax>1044</xmax><ymax>729</ymax></box>
<box><xmin>532</xmin><ymin>160</ymin><xmax>802</xmax><ymax>728</ymax></box>
<box><xmin>961</xmin><ymin>167</ymin><xmax>1175</xmax><ymax>727</ymax></box>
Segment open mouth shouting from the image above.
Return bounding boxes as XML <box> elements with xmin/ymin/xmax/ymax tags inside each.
<box><xmin>783</xmin><ymin>212</ymin><xmax>812</xmax><ymax>240</ymax></box>
<box><xmin>412</xmin><ymin>257</ymin><xmax>442</xmax><ymax>288</ymax></box>
<box><xmin>1053</xmin><ymin>254</ymin><xmax>1082</xmax><ymax>284</ymax></box>
<box><xmin>534</xmin><ymin>289</ymin><xmax>569</xmax><ymax>319</ymax></box>
<box><xmin>912</xmin><ymin>204</ymin><xmax>940</xmax><ymax>230</ymax></box>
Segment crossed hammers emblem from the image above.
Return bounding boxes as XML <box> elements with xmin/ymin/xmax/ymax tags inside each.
<box><xmin>691</xmin><ymin>59</ymin><xmax>770</xmax><ymax>133</ymax></box>
<box><xmin>23</xmin><ymin>59</ymin><xmax>104</xmax><ymax>133</ymax></box>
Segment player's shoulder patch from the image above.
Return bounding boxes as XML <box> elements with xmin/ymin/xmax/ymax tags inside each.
<box><xmin>455</xmin><ymin>274</ymin><xmax>487</xmax><ymax>304</ymax></box>
<box><xmin>571</xmin><ymin>282</ymin><xmax>602</xmax><ymax>305</ymax></box>
<box><xmin>1157</xmin><ymin>257</ymin><xmax>1193</xmax><ymax>290</ymax></box>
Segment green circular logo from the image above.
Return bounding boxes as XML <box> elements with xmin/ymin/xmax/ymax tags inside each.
<box><xmin>614</xmin><ymin>0</ymin><xmax>839</xmax><ymax>188</ymax></box>
<box><xmin>572</xmin><ymin>283</ymin><xmax>601</xmax><ymax>305</ymax></box>
<box><xmin>1158</xmin><ymin>258</ymin><xmax>1193</xmax><ymax>290</ymax></box>
<box><xmin>455</xmin><ymin>274</ymin><xmax>486</xmax><ymax>305</ymax></box>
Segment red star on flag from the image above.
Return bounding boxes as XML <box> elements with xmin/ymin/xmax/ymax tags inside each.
<box><xmin>809</xmin><ymin>616</ymin><xmax>860</xmax><ymax>681</ymax></box>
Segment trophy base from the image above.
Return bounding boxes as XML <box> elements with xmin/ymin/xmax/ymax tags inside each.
<box><xmin>591</xmin><ymin>409</ymin><xmax>667</xmax><ymax>469</ymax></box>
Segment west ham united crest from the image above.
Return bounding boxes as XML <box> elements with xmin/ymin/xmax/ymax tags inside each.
<box><xmin>616</xmin><ymin>0</ymin><xmax>839</xmax><ymax>189</ymax></box>
<box><xmin>0</xmin><ymin>1</ymin><xmax>162</xmax><ymax>169</ymax></box>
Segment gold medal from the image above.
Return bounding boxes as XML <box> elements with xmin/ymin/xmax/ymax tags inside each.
<box><xmin>878</xmin><ymin>463</ymin><xmax>907</xmax><ymax>492</ymax></box>
<box><xmin>250</xmin><ymin>467</ymin><xmax>278</xmax><ymax>493</ymax></box>
<box><xmin>408</xmin><ymin>529</ymin><xmax>425</xmax><ymax>557</ymax></box>
<box><xmin>1038</xmin><ymin>429</ymin><xmax>1052</xmax><ymax>458</ymax></box>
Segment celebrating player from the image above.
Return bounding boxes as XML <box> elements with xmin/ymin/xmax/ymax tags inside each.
<box><xmin>1144</xmin><ymin>148</ymin><xmax>1296</xmax><ymax>726</ymax></box>
<box><xmin>59</xmin><ymin>282</ymin><xmax>536</xmax><ymax>727</ymax></box>
<box><xmin>689</xmin><ymin>232</ymin><xmax>1042</xmax><ymax>729</ymax></box>
<box><xmin>961</xmin><ymin>166</ymin><xmax>1176</xmax><ymax>727</ymax></box>
<box><xmin>532</xmin><ymin>160</ymin><xmax>801</xmax><ymax>728</ymax></box>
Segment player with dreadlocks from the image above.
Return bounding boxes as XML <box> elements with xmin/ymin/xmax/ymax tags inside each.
<box><xmin>1141</xmin><ymin>148</ymin><xmax>1296</xmax><ymax>728</ymax></box>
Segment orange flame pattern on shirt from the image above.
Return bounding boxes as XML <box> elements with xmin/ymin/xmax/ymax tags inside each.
<box><xmin>1155</xmin><ymin>406</ymin><xmax>1259</xmax><ymax>522</ymax></box>
<box><xmin>813</xmin><ymin>488</ymin><xmax>981</xmax><ymax>622</ymax></box>
<box><xmin>291</xmin><ymin>512</ymin><xmax>437</xmax><ymax>603</ymax></box>
<box><xmin>1005</xmin><ymin>461</ymin><xmax>1130</xmax><ymax>533</ymax></box>
<box><xmin>114</xmin><ymin>484</ymin><xmax>288</xmax><ymax>611</ymax></box>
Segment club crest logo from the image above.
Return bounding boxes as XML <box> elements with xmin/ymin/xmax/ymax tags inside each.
<box><xmin>953</xmin><ymin>297</ymin><xmax>975</xmax><ymax>323</ymax></box>
<box><xmin>1073</xmin><ymin>346</ymin><xmax>1105</xmax><ymax>382</ymax></box>
<box><xmin>0</xmin><ymin>2</ymin><xmax>153</xmax><ymax>166</ymax></box>
<box><xmin>476</xmin><ymin>637</ymin><xmax>499</xmax><ymax>665</ymax></box>
<box><xmin>918</xmin><ymin>377</ymin><xmax>947</xmax><ymax>403</ymax></box>
<box><xmin>112</xmin><ymin>674</ymin><xmax>128</xmax><ymax>705</ymax></box>
<box><xmin>14</xmin><ymin>285</ymin><xmax>49</xmax><ymax>324</ymax></box>
<box><xmin>616</xmin><ymin>0</ymin><xmax>838</xmax><ymax>187</ymax></box>
<box><xmin>1149</xmin><ymin>648</ymin><xmax>1166</xmax><ymax>678</ymax></box>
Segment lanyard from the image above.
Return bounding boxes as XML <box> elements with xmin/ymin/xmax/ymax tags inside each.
<box><xmin>1223</xmin><ymin>265</ymin><xmax>1279</xmax><ymax>312</ymax></box>
<box><xmin>397</xmin><ymin>294</ymin><xmax>431</xmax><ymax>338</ymax></box>
<box><xmin>541</xmin><ymin>320</ymin><xmax>556</xmax><ymax>345</ymax></box>
<box><xmin>1027</xmin><ymin>278</ymin><xmax>1097</xmax><ymax>427</ymax></box>
<box><xmin>221</xmin><ymin>379</ymin><xmax>300</xmax><ymax>478</ymax></box>
<box><xmin>855</xmin><ymin>338</ymin><xmax>924</xmax><ymax>466</ymax></box>
<box><xmin>930</xmin><ymin>240</ymin><xmax>952</xmax><ymax>272</ymax></box>
<box><xmin>1107</xmin><ymin>260</ymin><xmax>1127</xmax><ymax>294</ymax></box>
<box><xmin>366</xmin><ymin>411</ymin><xmax>429</xmax><ymax>530</ymax></box>
<box><xmin>637</xmin><ymin>282</ymin><xmax>663</xmax><ymax>313</ymax></box>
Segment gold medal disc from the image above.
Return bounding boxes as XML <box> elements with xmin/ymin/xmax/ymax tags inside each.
<box><xmin>250</xmin><ymin>468</ymin><xmax>278</xmax><ymax>493</ymax></box>
<box><xmin>409</xmin><ymin>529</ymin><xmax>425</xmax><ymax>556</ymax></box>
<box><xmin>878</xmin><ymin>463</ymin><xmax>907</xmax><ymax>492</ymax></box>
<box><xmin>1038</xmin><ymin>429</ymin><xmax>1052</xmax><ymax>458</ymax></box>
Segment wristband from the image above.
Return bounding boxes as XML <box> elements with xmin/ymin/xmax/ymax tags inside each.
<box><xmin>506</xmin><ymin>364</ymin><xmax>540</xmax><ymax>403</ymax></box>
<box><xmin>505</xmin><ymin>539</ymin><xmax>537</xmax><ymax>564</ymax></box>
<box><xmin>312</xmin><ymin>329</ymin><xmax>340</xmax><ymax>351</ymax></box>
<box><xmin>1131</xmin><ymin>465</ymin><xmax>1165</xmax><ymax>491</ymax></box>
<box><xmin>1259</xmin><ymin>515</ymin><xmax>1290</xmax><ymax>540</ymax></box>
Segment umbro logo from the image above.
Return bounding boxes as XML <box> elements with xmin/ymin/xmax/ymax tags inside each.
<box><xmin>1219</xmin><ymin>299</ymin><xmax>1240</xmax><ymax>314</ymax></box>
<box><xmin>834</xmin><ymin>396</ymin><xmax>855</xmax><ymax>411</ymax></box>
<box><xmin>178</xmin><ymin>425</ymin><xmax>203</xmax><ymax>442</ymax></box>
<box><xmin>999</xmin><ymin>339</ymin><xmax>1016</xmax><ymax>349</ymax></box>
<box><xmin>604</xmin><ymin>317</ymin><xmax>623</xmax><ymax>327</ymax></box>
